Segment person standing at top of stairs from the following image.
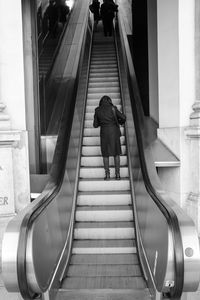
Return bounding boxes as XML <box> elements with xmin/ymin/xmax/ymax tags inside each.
<box><xmin>44</xmin><ymin>0</ymin><xmax>59</xmax><ymax>38</ymax></box>
<box><xmin>100</xmin><ymin>0</ymin><xmax>118</xmax><ymax>36</ymax></box>
<box><xmin>93</xmin><ymin>95</ymin><xmax>126</xmax><ymax>180</ymax></box>
<box><xmin>89</xmin><ymin>0</ymin><xmax>101</xmax><ymax>31</ymax></box>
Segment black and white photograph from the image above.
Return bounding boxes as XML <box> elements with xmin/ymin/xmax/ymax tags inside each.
<box><xmin>0</xmin><ymin>1</ymin><xmax>200</xmax><ymax>300</ymax></box>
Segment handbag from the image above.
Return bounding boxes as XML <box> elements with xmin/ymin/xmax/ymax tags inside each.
<box><xmin>112</xmin><ymin>106</ymin><xmax>126</xmax><ymax>125</ymax></box>
<box><xmin>112</xmin><ymin>106</ymin><xmax>125</xmax><ymax>136</ymax></box>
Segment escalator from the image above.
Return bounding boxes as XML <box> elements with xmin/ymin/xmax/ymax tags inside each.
<box><xmin>59</xmin><ymin>32</ymin><xmax>150</xmax><ymax>299</ymax></box>
<box><xmin>2</xmin><ymin>4</ymin><xmax>200</xmax><ymax>300</ymax></box>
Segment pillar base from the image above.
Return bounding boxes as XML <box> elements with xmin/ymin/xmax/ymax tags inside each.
<box><xmin>0</xmin><ymin>130</ymin><xmax>30</xmax><ymax>215</ymax></box>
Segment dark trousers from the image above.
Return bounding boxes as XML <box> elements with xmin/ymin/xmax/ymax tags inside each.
<box><xmin>103</xmin><ymin>155</ymin><xmax>120</xmax><ymax>174</ymax></box>
<box><xmin>102</xmin><ymin>18</ymin><xmax>113</xmax><ymax>36</ymax></box>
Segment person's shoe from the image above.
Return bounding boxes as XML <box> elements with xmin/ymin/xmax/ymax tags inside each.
<box><xmin>104</xmin><ymin>170</ymin><xmax>110</xmax><ymax>180</ymax></box>
<box><xmin>115</xmin><ymin>172</ymin><xmax>121</xmax><ymax>180</ymax></box>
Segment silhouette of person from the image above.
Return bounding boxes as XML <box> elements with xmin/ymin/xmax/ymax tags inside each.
<box><xmin>100</xmin><ymin>0</ymin><xmax>118</xmax><ymax>36</ymax></box>
<box><xmin>44</xmin><ymin>0</ymin><xmax>59</xmax><ymax>38</ymax></box>
<box><xmin>89</xmin><ymin>0</ymin><xmax>100</xmax><ymax>30</ymax></box>
<box><xmin>56</xmin><ymin>0</ymin><xmax>70</xmax><ymax>28</ymax></box>
<box><xmin>93</xmin><ymin>95</ymin><xmax>126</xmax><ymax>180</ymax></box>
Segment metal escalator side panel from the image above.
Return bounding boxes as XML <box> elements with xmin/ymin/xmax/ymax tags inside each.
<box><xmin>2</xmin><ymin>192</ymin><xmax>53</xmax><ymax>293</ymax></box>
<box><xmin>26</xmin><ymin>152</ymin><xmax>78</xmax><ymax>293</ymax></box>
<box><xmin>2</xmin><ymin>216</ymin><xmax>22</xmax><ymax>292</ymax></box>
<box><xmin>24</xmin><ymin>8</ymin><xmax>93</xmax><ymax>296</ymax></box>
<box><xmin>115</xmin><ymin>11</ymin><xmax>200</xmax><ymax>298</ymax></box>
<box><xmin>122</xmin><ymin>103</ymin><xmax>171</xmax><ymax>296</ymax></box>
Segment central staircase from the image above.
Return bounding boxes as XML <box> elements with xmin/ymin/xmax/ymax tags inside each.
<box><xmin>59</xmin><ymin>28</ymin><xmax>151</xmax><ymax>300</ymax></box>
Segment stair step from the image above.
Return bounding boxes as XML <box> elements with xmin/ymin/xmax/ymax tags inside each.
<box><xmin>90</xmin><ymin>63</ymin><xmax>117</xmax><ymax>69</ymax></box>
<box><xmin>92</xmin><ymin>51</ymin><xmax>115</xmax><ymax>56</ymax></box>
<box><xmin>67</xmin><ymin>264</ymin><xmax>141</xmax><ymax>277</ymax></box>
<box><xmin>70</xmin><ymin>254</ymin><xmax>139</xmax><ymax>265</ymax></box>
<box><xmin>79</xmin><ymin>166</ymin><xmax>128</xmax><ymax>179</ymax></box>
<box><xmin>88</xmin><ymin>75</ymin><xmax>119</xmax><ymax>82</ymax></box>
<box><xmin>82</xmin><ymin>136</ymin><xmax>125</xmax><ymax>146</ymax></box>
<box><xmin>72</xmin><ymin>239</ymin><xmax>136</xmax><ymax>254</ymax></box>
<box><xmin>58</xmin><ymin>288</ymin><xmax>151</xmax><ymax>300</ymax></box>
<box><xmin>89</xmin><ymin>73</ymin><xmax>119</xmax><ymax>79</ymax></box>
<box><xmin>81</xmin><ymin>145</ymin><xmax>126</xmax><ymax>156</ymax></box>
<box><xmin>92</xmin><ymin>50</ymin><xmax>115</xmax><ymax>54</ymax></box>
<box><xmin>90</xmin><ymin>60</ymin><xmax>117</xmax><ymax>66</ymax></box>
<box><xmin>78</xmin><ymin>179</ymin><xmax>130</xmax><ymax>193</ymax></box>
<box><xmin>88</xmin><ymin>87</ymin><xmax>120</xmax><ymax>95</ymax></box>
<box><xmin>80</xmin><ymin>156</ymin><xmax>127</xmax><ymax>167</ymax></box>
<box><xmin>74</xmin><ymin>222</ymin><xmax>134</xmax><ymax>239</ymax></box>
<box><xmin>90</xmin><ymin>68</ymin><xmax>118</xmax><ymax>74</ymax></box>
<box><xmin>88</xmin><ymin>82</ymin><xmax>119</xmax><ymax>89</ymax></box>
<box><xmin>87</xmin><ymin>92</ymin><xmax>120</xmax><ymax>100</ymax></box>
<box><xmin>77</xmin><ymin>191</ymin><xmax>132</xmax><ymax>206</ymax></box>
<box><xmin>75</xmin><ymin>205</ymin><xmax>133</xmax><ymax>222</ymax></box>
<box><xmin>89</xmin><ymin>76</ymin><xmax>119</xmax><ymax>83</ymax></box>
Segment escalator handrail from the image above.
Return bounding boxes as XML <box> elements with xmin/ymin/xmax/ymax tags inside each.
<box><xmin>115</xmin><ymin>14</ymin><xmax>184</xmax><ymax>299</ymax></box>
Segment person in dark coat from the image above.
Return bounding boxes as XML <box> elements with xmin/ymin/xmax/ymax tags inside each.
<box><xmin>44</xmin><ymin>0</ymin><xmax>59</xmax><ymax>37</ymax></box>
<box><xmin>93</xmin><ymin>95</ymin><xmax>126</xmax><ymax>180</ymax></box>
<box><xmin>89</xmin><ymin>0</ymin><xmax>100</xmax><ymax>30</ymax></box>
<box><xmin>100</xmin><ymin>0</ymin><xmax>118</xmax><ymax>36</ymax></box>
<box><xmin>56</xmin><ymin>0</ymin><xmax>70</xmax><ymax>28</ymax></box>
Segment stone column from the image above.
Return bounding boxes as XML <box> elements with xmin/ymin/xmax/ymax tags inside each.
<box><xmin>0</xmin><ymin>103</ymin><xmax>14</xmax><ymax>215</ymax></box>
<box><xmin>156</xmin><ymin>0</ymin><xmax>195</xmax><ymax>208</ymax></box>
<box><xmin>191</xmin><ymin>0</ymin><xmax>200</xmax><ymax>128</ymax></box>
<box><xmin>185</xmin><ymin>0</ymin><xmax>200</xmax><ymax>235</ymax></box>
<box><xmin>22</xmin><ymin>0</ymin><xmax>40</xmax><ymax>173</ymax></box>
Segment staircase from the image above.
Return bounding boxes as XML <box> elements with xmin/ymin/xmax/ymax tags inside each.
<box><xmin>39</xmin><ymin>38</ymin><xmax>58</xmax><ymax>80</ymax></box>
<box><xmin>60</xmin><ymin>28</ymin><xmax>151</xmax><ymax>300</ymax></box>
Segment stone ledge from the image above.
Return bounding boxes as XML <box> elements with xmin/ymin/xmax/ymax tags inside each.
<box><xmin>0</xmin><ymin>131</ymin><xmax>21</xmax><ymax>143</ymax></box>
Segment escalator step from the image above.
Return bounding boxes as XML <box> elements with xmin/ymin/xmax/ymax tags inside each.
<box><xmin>72</xmin><ymin>239</ymin><xmax>136</xmax><ymax>255</ymax></box>
<box><xmin>74</xmin><ymin>222</ymin><xmax>134</xmax><ymax>240</ymax></box>
<box><xmin>61</xmin><ymin>276</ymin><xmax>146</xmax><ymax>290</ymax></box>
<box><xmin>77</xmin><ymin>190</ymin><xmax>132</xmax><ymax>206</ymax></box>
<box><xmin>81</xmin><ymin>145</ymin><xmax>126</xmax><ymax>156</ymax></box>
<box><xmin>67</xmin><ymin>264</ymin><xmax>142</xmax><ymax>277</ymax></box>
<box><xmin>70</xmin><ymin>254</ymin><xmax>139</xmax><ymax>265</ymax></box>
<box><xmin>79</xmin><ymin>166</ymin><xmax>129</xmax><ymax>179</ymax></box>
<box><xmin>58</xmin><ymin>288</ymin><xmax>151</xmax><ymax>300</ymax></box>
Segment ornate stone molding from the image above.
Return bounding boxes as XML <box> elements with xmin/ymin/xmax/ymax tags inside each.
<box><xmin>187</xmin><ymin>0</ymin><xmax>200</xmax><ymax>137</ymax></box>
<box><xmin>190</xmin><ymin>101</ymin><xmax>200</xmax><ymax>126</ymax></box>
<box><xmin>0</xmin><ymin>102</ymin><xmax>11</xmax><ymax>130</ymax></box>
<box><xmin>185</xmin><ymin>126</ymin><xmax>200</xmax><ymax>138</ymax></box>
<box><xmin>187</xmin><ymin>192</ymin><xmax>200</xmax><ymax>204</ymax></box>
